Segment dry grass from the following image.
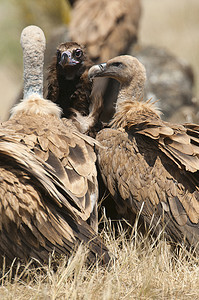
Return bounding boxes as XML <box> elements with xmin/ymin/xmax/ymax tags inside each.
<box><xmin>0</xmin><ymin>218</ymin><xmax>199</xmax><ymax>300</ymax></box>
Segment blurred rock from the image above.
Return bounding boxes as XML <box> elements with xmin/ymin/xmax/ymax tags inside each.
<box><xmin>168</xmin><ymin>100</ymin><xmax>199</xmax><ymax>124</ymax></box>
<box><xmin>131</xmin><ymin>45</ymin><xmax>197</xmax><ymax>123</ymax></box>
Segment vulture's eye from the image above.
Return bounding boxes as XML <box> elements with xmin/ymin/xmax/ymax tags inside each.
<box><xmin>111</xmin><ymin>62</ymin><xmax>123</xmax><ymax>67</ymax></box>
<box><xmin>57</xmin><ymin>50</ymin><xmax>61</xmax><ymax>60</ymax></box>
<box><xmin>74</xmin><ymin>49</ymin><xmax>83</xmax><ymax>58</ymax></box>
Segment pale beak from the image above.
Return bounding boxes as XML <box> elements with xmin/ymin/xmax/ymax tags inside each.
<box><xmin>88</xmin><ymin>63</ymin><xmax>107</xmax><ymax>80</ymax></box>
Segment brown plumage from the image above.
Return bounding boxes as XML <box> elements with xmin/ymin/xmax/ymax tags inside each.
<box><xmin>46</xmin><ymin>41</ymin><xmax>103</xmax><ymax>137</ymax></box>
<box><xmin>0</xmin><ymin>25</ymin><xmax>110</xmax><ymax>267</ymax></box>
<box><xmin>88</xmin><ymin>55</ymin><xmax>199</xmax><ymax>252</ymax></box>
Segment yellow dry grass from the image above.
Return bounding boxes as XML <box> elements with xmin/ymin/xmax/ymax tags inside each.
<box><xmin>0</xmin><ymin>218</ymin><xmax>199</xmax><ymax>300</ymax></box>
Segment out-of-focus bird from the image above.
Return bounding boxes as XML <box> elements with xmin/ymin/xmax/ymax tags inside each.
<box><xmin>46</xmin><ymin>41</ymin><xmax>103</xmax><ymax>136</ymax></box>
<box><xmin>0</xmin><ymin>25</ymin><xmax>110</xmax><ymax>267</ymax></box>
<box><xmin>88</xmin><ymin>55</ymin><xmax>199</xmax><ymax>252</ymax></box>
<box><xmin>69</xmin><ymin>0</ymin><xmax>141</xmax><ymax>63</ymax></box>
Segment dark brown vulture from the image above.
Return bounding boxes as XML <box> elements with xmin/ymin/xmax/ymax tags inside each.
<box><xmin>0</xmin><ymin>25</ymin><xmax>110</xmax><ymax>267</ymax></box>
<box><xmin>88</xmin><ymin>55</ymin><xmax>199</xmax><ymax>253</ymax></box>
<box><xmin>46</xmin><ymin>41</ymin><xmax>103</xmax><ymax>137</ymax></box>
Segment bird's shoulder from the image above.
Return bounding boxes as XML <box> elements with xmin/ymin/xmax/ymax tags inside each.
<box><xmin>127</xmin><ymin>117</ymin><xmax>199</xmax><ymax>173</ymax></box>
<box><xmin>112</xmin><ymin>100</ymin><xmax>199</xmax><ymax>173</ymax></box>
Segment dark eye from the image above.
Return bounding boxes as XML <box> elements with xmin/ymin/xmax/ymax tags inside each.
<box><xmin>57</xmin><ymin>50</ymin><xmax>61</xmax><ymax>60</ymax></box>
<box><xmin>111</xmin><ymin>62</ymin><xmax>123</xmax><ymax>67</ymax></box>
<box><xmin>75</xmin><ymin>49</ymin><xmax>83</xmax><ymax>58</ymax></box>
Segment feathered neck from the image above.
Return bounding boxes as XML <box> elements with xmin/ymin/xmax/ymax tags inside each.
<box><xmin>10</xmin><ymin>94</ymin><xmax>62</xmax><ymax>118</ymax></box>
<box><xmin>21</xmin><ymin>26</ymin><xmax>46</xmax><ymax>99</ymax></box>
<box><xmin>110</xmin><ymin>99</ymin><xmax>161</xmax><ymax>129</ymax></box>
<box><xmin>10</xmin><ymin>26</ymin><xmax>62</xmax><ymax>119</ymax></box>
<box><xmin>110</xmin><ymin>62</ymin><xmax>161</xmax><ymax>128</ymax></box>
<box><xmin>115</xmin><ymin>66</ymin><xmax>146</xmax><ymax>109</ymax></box>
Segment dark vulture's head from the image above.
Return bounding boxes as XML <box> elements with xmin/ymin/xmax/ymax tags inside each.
<box><xmin>88</xmin><ymin>55</ymin><xmax>146</xmax><ymax>85</ymax></box>
<box><xmin>56</xmin><ymin>42</ymin><xmax>87</xmax><ymax>80</ymax></box>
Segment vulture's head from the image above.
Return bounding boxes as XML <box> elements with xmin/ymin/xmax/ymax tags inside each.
<box><xmin>88</xmin><ymin>55</ymin><xmax>146</xmax><ymax>85</ymax></box>
<box><xmin>56</xmin><ymin>42</ymin><xmax>87</xmax><ymax>80</ymax></box>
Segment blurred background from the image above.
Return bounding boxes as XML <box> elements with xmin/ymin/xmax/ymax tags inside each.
<box><xmin>0</xmin><ymin>0</ymin><xmax>199</xmax><ymax>121</ymax></box>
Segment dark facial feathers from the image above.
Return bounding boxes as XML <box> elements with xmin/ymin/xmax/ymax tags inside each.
<box><xmin>46</xmin><ymin>42</ymin><xmax>103</xmax><ymax>136</ymax></box>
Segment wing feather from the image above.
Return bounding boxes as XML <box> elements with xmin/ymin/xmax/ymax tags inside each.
<box><xmin>2</xmin><ymin>113</ymin><xmax>98</xmax><ymax>224</ymax></box>
<box><xmin>96</xmin><ymin>127</ymin><xmax>199</xmax><ymax>250</ymax></box>
<box><xmin>130</xmin><ymin>118</ymin><xmax>199</xmax><ymax>173</ymax></box>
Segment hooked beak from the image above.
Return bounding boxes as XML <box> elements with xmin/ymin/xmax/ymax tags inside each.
<box><xmin>88</xmin><ymin>63</ymin><xmax>107</xmax><ymax>80</ymax></box>
<box><xmin>59</xmin><ymin>50</ymin><xmax>80</xmax><ymax>67</ymax></box>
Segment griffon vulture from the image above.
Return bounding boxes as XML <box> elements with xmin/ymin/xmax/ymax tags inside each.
<box><xmin>88</xmin><ymin>55</ymin><xmax>199</xmax><ymax>252</ymax></box>
<box><xmin>46</xmin><ymin>42</ymin><xmax>103</xmax><ymax>137</ymax></box>
<box><xmin>0</xmin><ymin>25</ymin><xmax>110</xmax><ymax>267</ymax></box>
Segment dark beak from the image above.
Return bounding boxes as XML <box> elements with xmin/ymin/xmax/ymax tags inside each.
<box><xmin>60</xmin><ymin>52</ymin><xmax>69</xmax><ymax>67</ymax></box>
<box><xmin>59</xmin><ymin>51</ymin><xmax>80</xmax><ymax>67</ymax></box>
<box><xmin>88</xmin><ymin>63</ymin><xmax>107</xmax><ymax>80</ymax></box>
